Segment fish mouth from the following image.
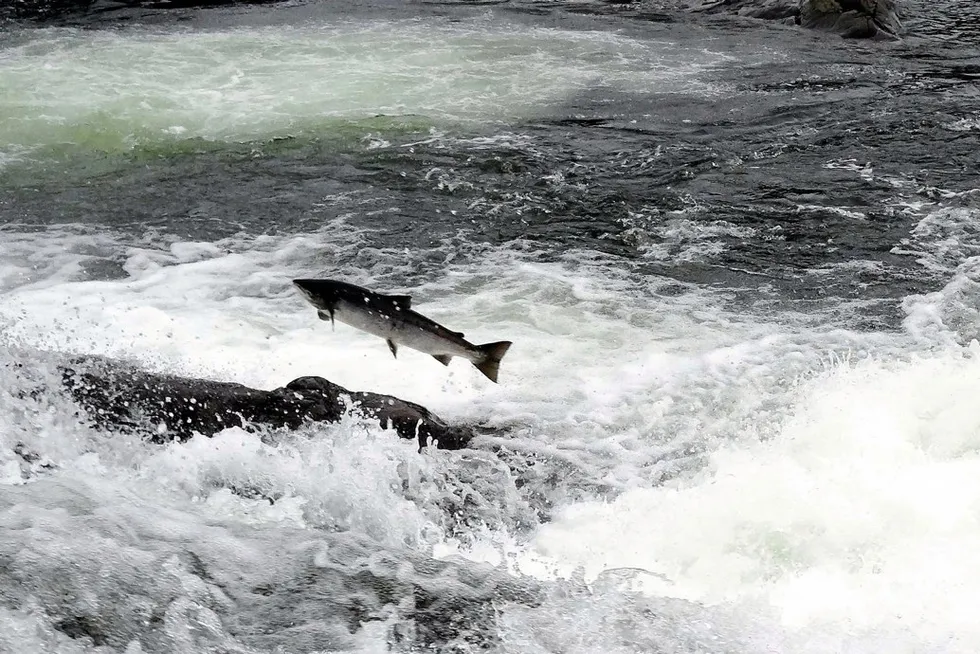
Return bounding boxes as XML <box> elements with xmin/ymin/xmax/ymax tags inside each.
<box><xmin>292</xmin><ymin>279</ymin><xmax>323</xmax><ymax>306</ymax></box>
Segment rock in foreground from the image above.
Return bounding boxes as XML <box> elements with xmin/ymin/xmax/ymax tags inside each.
<box><xmin>60</xmin><ymin>356</ymin><xmax>473</xmax><ymax>450</ymax></box>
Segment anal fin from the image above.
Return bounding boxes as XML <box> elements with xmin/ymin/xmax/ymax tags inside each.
<box><xmin>387</xmin><ymin>339</ymin><xmax>398</xmax><ymax>358</ymax></box>
<box><xmin>432</xmin><ymin>354</ymin><xmax>452</xmax><ymax>366</ymax></box>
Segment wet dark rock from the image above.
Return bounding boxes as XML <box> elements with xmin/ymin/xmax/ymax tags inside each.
<box><xmin>690</xmin><ymin>0</ymin><xmax>903</xmax><ymax>39</ymax></box>
<box><xmin>1</xmin><ymin>0</ymin><xmax>284</xmax><ymax>22</ymax></box>
<box><xmin>695</xmin><ymin>0</ymin><xmax>799</xmax><ymax>21</ymax></box>
<box><xmin>800</xmin><ymin>0</ymin><xmax>902</xmax><ymax>39</ymax></box>
<box><xmin>4</xmin><ymin>0</ymin><xmax>902</xmax><ymax>39</ymax></box>
<box><xmin>60</xmin><ymin>356</ymin><xmax>473</xmax><ymax>450</ymax></box>
<box><xmin>1</xmin><ymin>0</ymin><xmax>90</xmax><ymax>21</ymax></box>
<box><xmin>53</xmin><ymin>616</ymin><xmax>110</xmax><ymax>647</ymax></box>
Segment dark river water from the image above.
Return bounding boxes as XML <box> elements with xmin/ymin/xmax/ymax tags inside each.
<box><xmin>1</xmin><ymin>1</ymin><xmax>979</xmax><ymax>652</ymax></box>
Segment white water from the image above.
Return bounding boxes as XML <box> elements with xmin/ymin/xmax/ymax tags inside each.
<box><xmin>4</xmin><ymin>210</ymin><xmax>980</xmax><ymax>652</ymax></box>
<box><xmin>0</xmin><ymin>17</ymin><xmax>728</xmax><ymax>165</ymax></box>
<box><xmin>3</xmin><ymin>14</ymin><xmax>980</xmax><ymax>654</ymax></box>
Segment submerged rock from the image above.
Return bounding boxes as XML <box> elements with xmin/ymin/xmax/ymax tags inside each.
<box><xmin>0</xmin><ymin>477</ymin><xmax>541</xmax><ymax>652</ymax></box>
<box><xmin>60</xmin><ymin>356</ymin><xmax>473</xmax><ymax>450</ymax></box>
<box><xmin>696</xmin><ymin>0</ymin><xmax>799</xmax><ymax>21</ymax></box>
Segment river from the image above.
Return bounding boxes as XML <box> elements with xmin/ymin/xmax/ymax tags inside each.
<box><xmin>1</xmin><ymin>1</ymin><xmax>979</xmax><ymax>652</ymax></box>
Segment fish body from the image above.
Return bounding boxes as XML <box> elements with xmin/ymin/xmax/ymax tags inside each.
<box><xmin>293</xmin><ymin>278</ymin><xmax>511</xmax><ymax>382</ymax></box>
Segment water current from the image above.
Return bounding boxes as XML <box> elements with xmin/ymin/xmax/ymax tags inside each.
<box><xmin>1</xmin><ymin>1</ymin><xmax>979</xmax><ymax>651</ymax></box>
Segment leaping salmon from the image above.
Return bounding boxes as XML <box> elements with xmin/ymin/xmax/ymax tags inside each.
<box><xmin>293</xmin><ymin>278</ymin><xmax>512</xmax><ymax>383</ymax></box>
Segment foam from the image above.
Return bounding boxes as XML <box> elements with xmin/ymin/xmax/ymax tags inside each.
<box><xmin>899</xmin><ymin>209</ymin><xmax>980</xmax><ymax>346</ymax></box>
<box><xmin>0</xmin><ymin>226</ymin><xmax>123</xmax><ymax>293</ymax></box>
<box><xmin>522</xmin><ymin>345</ymin><xmax>980</xmax><ymax>651</ymax></box>
<box><xmin>3</xmin><ymin>209</ymin><xmax>980</xmax><ymax>651</ymax></box>
<box><xmin>946</xmin><ymin>116</ymin><xmax>980</xmax><ymax>132</ymax></box>
<box><xmin>609</xmin><ymin>209</ymin><xmax>759</xmax><ymax>262</ymax></box>
<box><xmin>0</xmin><ymin>19</ymin><xmax>730</xmax><ymax>164</ymax></box>
<box><xmin>893</xmin><ymin>207</ymin><xmax>980</xmax><ymax>274</ymax></box>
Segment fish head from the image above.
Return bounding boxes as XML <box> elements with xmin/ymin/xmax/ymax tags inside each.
<box><xmin>292</xmin><ymin>279</ymin><xmax>346</xmax><ymax>314</ymax></box>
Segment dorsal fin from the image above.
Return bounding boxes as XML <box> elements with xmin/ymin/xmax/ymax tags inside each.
<box><xmin>386</xmin><ymin>294</ymin><xmax>412</xmax><ymax>310</ymax></box>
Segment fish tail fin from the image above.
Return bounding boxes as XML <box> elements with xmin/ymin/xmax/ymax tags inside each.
<box><xmin>474</xmin><ymin>341</ymin><xmax>512</xmax><ymax>383</ymax></box>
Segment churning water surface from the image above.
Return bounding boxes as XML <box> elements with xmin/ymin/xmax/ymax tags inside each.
<box><xmin>1</xmin><ymin>1</ymin><xmax>979</xmax><ymax>652</ymax></box>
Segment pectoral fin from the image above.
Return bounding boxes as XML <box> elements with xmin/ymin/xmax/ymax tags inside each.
<box><xmin>387</xmin><ymin>339</ymin><xmax>398</xmax><ymax>358</ymax></box>
<box><xmin>432</xmin><ymin>354</ymin><xmax>452</xmax><ymax>366</ymax></box>
<box><xmin>317</xmin><ymin>309</ymin><xmax>335</xmax><ymax>330</ymax></box>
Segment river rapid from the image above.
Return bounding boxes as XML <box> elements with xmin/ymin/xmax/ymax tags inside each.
<box><xmin>1</xmin><ymin>1</ymin><xmax>979</xmax><ymax>652</ymax></box>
